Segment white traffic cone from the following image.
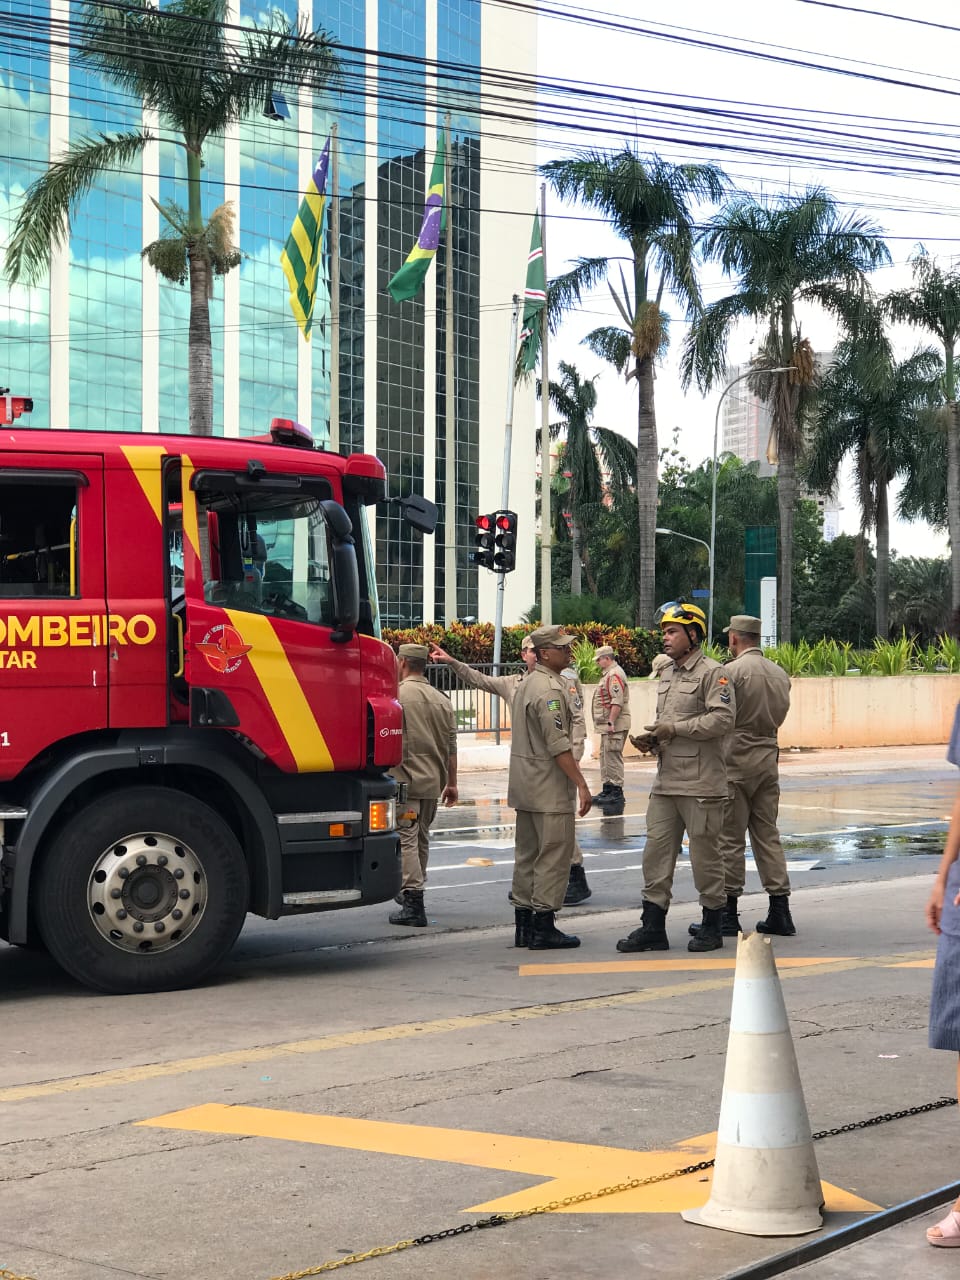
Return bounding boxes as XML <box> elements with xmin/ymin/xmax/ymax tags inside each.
<box><xmin>681</xmin><ymin>930</ymin><xmax>823</xmax><ymax>1236</ymax></box>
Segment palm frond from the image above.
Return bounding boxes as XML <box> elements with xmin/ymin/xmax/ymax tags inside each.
<box><xmin>4</xmin><ymin>130</ymin><xmax>153</xmax><ymax>283</ymax></box>
<box><xmin>584</xmin><ymin>325</ymin><xmax>632</xmax><ymax>374</ymax></box>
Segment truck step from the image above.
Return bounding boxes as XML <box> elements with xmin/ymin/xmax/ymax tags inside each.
<box><xmin>282</xmin><ymin>889</ymin><xmax>363</xmax><ymax>906</ymax></box>
<box><xmin>0</xmin><ymin>805</ymin><xmax>27</xmax><ymax>820</ymax></box>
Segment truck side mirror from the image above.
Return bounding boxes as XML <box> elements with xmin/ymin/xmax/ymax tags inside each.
<box><xmin>319</xmin><ymin>500</ymin><xmax>359</xmax><ymax>643</ymax></box>
<box><xmin>395</xmin><ymin>494</ymin><xmax>438</xmax><ymax>534</ymax></box>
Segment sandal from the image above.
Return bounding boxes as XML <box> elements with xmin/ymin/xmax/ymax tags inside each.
<box><xmin>927</xmin><ymin>1209</ymin><xmax>960</xmax><ymax>1247</ymax></box>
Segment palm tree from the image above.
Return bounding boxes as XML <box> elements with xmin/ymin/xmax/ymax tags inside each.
<box><xmin>541</xmin><ymin>148</ymin><xmax>728</xmax><ymax>625</ymax></box>
<box><xmin>4</xmin><ymin>0</ymin><xmax>338</xmax><ymax>435</ymax></box>
<box><xmin>806</xmin><ymin>323</ymin><xmax>941</xmax><ymax>639</ymax></box>
<box><xmin>539</xmin><ymin>361</ymin><xmax>636</xmax><ymax>596</ymax></box>
<box><xmin>885</xmin><ymin>249</ymin><xmax>960</xmax><ymax>610</ymax></box>
<box><xmin>681</xmin><ymin>187</ymin><xmax>890</xmax><ymax>642</ymax></box>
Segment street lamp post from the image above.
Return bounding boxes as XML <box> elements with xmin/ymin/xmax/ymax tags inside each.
<box><xmin>655</xmin><ymin>526</ymin><xmax>710</xmax><ymax>556</ymax></box>
<box><xmin>655</xmin><ymin>527</ymin><xmax>711</xmax><ymax>617</ymax></box>
<box><xmin>708</xmin><ymin>366</ymin><xmax>792</xmax><ymax>644</ymax></box>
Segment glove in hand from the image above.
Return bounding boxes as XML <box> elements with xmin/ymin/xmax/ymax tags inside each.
<box><xmin>644</xmin><ymin>721</ymin><xmax>676</xmax><ymax>745</ymax></box>
<box><xmin>629</xmin><ymin>732</ymin><xmax>658</xmax><ymax>755</ymax></box>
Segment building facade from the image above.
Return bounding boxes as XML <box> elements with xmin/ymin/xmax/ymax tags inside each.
<box><xmin>720</xmin><ymin>359</ymin><xmax>841</xmax><ymax>541</ymax></box>
<box><xmin>2</xmin><ymin>0</ymin><xmax>538</xmax><ymax>627</ymax></box>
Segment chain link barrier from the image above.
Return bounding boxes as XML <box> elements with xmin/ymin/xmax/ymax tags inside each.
<box><xmin>265</xmin><ymin>1096</ymin><xmax>958</xmax><ymax>1278</ymax></box>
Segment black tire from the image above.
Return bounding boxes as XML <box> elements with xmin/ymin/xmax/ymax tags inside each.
<box><xmin>35</xmin><ymin>787</ymin><xmax>249</xmax><ymax>994</ymax></box>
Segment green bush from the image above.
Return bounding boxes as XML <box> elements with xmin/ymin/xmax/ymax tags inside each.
<box><xmin>383</xmin><ymin>621</ymin><xmax>660</xmax><ymax>676</ymax></box>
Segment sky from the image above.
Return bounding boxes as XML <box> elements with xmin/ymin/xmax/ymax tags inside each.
<box><xmin>534</xmin><ymin>0</ymin><xmax>960</xmax><ymax>559</ymax></box>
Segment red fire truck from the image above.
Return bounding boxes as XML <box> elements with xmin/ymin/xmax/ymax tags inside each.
<box><xmin>0</xmin><ymin>419</ymin><xmax>436</xmax><ymax>994</ymax></box>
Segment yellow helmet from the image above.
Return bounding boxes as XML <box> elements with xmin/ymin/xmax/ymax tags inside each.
<box><xmin>657</xmin><ymin>599</ymin><xmax>707</xmax><ymax>640</ymax></box>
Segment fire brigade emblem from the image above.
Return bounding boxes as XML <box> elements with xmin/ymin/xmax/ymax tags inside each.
<box><xmin>197</xmin><ymin>624</ymin><xmax>252</xmax><ymax>675</ymax></box>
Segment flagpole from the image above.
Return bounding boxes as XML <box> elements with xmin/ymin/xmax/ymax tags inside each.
<box><xmin>443</xmin><ymin>112</ymin><xmax>457</xmax><ymax>624</ymax></box>
<box><xmin>329</xmin><ymin>122</ymin><xmax>340</xmax><ymax>453</ymax></box>
<box><xmin>539</xmin><ymin>181</ymin><xmax>552</xmax><ymax>626</ymax></box>
<box><xmin>492</xmin><ymin>294</ymin><xmax>521</xmax><ymax>724</ymax></box>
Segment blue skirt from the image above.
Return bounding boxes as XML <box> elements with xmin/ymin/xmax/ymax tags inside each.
<box><xmin>930</xmin><ymin>859</ymin><xmax>960</xmax><ymax>1051</ymax></box>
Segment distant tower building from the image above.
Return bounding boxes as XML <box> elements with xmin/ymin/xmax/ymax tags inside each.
<box><xmin>719</xmin><ymin>357</ymin><xmax>841</xmax><ymax>541</ymax></box>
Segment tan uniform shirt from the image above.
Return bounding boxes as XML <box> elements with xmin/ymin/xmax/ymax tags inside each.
<box><xmin>724</xmin><ymin>647</ymin><xmax>791</xmax><ymax>781</ymax></box>
<box><xmin>651</xmin><ymin>649</ymin><xmax>735</xmax><ymax>797</ymax></box>
<box><xmin>591</xmin><ymin>662</ymin><xmax>631</xmax><ymax>734</ymax></box>
<box><xmin>390</xmin><ymin>675</ymin><xmax>457</xmax><ymax>800</ymax></box>
<box><xmin>443</xmin><ymin>656</ymin><xmax>585</xmax><ymax>752</ymax></box>
<box><xmin>507</xmin><ymin>665</ymin><xmax>576</xmax><ymax>814</ymax></box>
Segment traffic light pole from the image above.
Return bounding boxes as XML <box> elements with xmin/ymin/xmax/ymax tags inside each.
<box><xmin>491</xmin><ymin>295</ymin><xmax>521</xmax><ymax>741</ymax></box>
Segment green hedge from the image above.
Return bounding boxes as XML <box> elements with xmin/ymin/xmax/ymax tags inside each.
<box><xmin>382</xmin><ymin>622</ymin><xmax>662</xmax><ymax>677</ymax></box>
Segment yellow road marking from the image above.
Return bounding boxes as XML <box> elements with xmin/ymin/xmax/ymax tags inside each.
<box><xmin>890</xmin><ymin>959</ymin><xmax>935</xmax><ymax>969</ymax></box>
<box><xmin>139</xmin><ymin>1103</ymin><xmax>880</xmax><ymax>1216</ymax></box>
<box><xmin>520</xmin><ymin>956</ymin><xmax>847</xmax><ymax>976</ymax></box>
<box><xmin>0</xmin><ymin>950</ymin><xmax>934</xmax><ymax>1105</ymax></box>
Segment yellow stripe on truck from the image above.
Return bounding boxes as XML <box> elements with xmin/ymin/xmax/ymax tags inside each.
<box><xmin>120</xmin><ymin>445</ymin><xmax>167</xmax><ymax>526</ymax></box>
<box><xmin>224</xmin><ymin>610</ymin><xmax>335</xmax><ymax>772</ymax></box>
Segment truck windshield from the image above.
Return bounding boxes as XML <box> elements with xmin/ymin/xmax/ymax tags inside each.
<box><xmin>202</xmin><ymin>494</ymin><xmax>335</xmax><ymax>627</ymax></box>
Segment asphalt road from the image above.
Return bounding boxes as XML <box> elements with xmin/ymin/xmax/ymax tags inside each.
<box><xmin>1</xmin><ymin>744</ymin><xmax>958</xmax><ymax>1280</ymax></box>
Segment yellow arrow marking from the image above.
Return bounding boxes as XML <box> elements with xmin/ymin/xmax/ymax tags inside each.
<box><xmin>139</xmin><ymin>1103</ymin><xmax>880</xmax><ymax>1216</ymax></box>
<box><xmin>520</xmin><ymin>957</ymin><xmax>848</xmax><ymax>976</ymax></box>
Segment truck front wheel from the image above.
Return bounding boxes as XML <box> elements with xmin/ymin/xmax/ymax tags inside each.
<box><xmin>36</xmin><ymin>788</ymin><xmax>250</xmax><ymax>994</ymax></box>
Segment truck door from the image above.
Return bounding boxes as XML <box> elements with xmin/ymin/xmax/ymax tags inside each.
<box><xmin>0</xmin><ymin>455</ymin><xmax>107</xmax><ymax>776</ymax></box>
<box><xmin>179</xmin><ymin>467</ymin><xmax>363</xmax><ymax>773</ymax></box>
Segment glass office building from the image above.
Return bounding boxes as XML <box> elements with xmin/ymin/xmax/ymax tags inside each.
<box><xmin>1</xmin><ymin>0</ymin><xmax>538</xmax><ymax>626</ymax></box>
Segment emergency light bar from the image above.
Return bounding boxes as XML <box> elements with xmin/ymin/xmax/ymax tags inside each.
<box><xmin>270</xmin><ymin>418</ymin><xmax>314</xmax><ymax>449</ymax></box>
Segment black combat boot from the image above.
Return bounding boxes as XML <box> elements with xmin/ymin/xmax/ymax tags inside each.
<box><xmin>599</xmin><ymin>785</ymin><xmax>625</xmax><ymax>816</ymax></box>
<box><xmin>514</xmin><ymin>907</ymin><xmax>533</xmax><ymax>948</ymax></box>
<box><xmin>616</xmin><ymin>900</ymin><xmax>669</xmax><ymax>952</ymax></box>
<box><xmin>688</xmin><ymin>895</ymin><xmax>740</xmax><ymax>938</ymax></box>
<box><xmin>688</xmin><ymin>906</ymin><xmax>723</xmax><ymax>952</ymax></box>
<box><xmin>756</xmin><ymin>895</ymin><xmax>796</xmax><ymax>936</ymax></box>
<box><xmin>591</xmin><ymin>783</ymin><xmax>613</xmax><ymax>804</ymax></box>
<box><xmin>388</xmin><ymin>889</ymin><xmax>427</xmax><ymax>927</ymax></box>
<box><xmin>563</xmin><ymin>864</ymin><xmax>592</xmax><ymax>905</ymax></box>
<box><xmin>529</xmin><ymin>910</ymin><xmax>580</xmax><ymax>950</ymax></box>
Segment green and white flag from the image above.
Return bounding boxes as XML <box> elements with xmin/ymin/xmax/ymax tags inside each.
<box><xmin>388</xmin><ymin>132</ymin><xmax>445</xmax><ymax>303</ymax></box>
<box><xmin>280</xmin><ymin>136</ymin><xmax>331</xmax><ymax>340</ymax></box>
<box><xmin>518</xmin><ymin>212</ymin><xmax>545</xmax><ymax>373</ymax></box>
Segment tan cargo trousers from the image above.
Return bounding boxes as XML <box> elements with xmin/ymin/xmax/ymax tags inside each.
<box><xmin>642</xmin><ymin>793</ymin><xmax>726</xmax><ymax>910</ymax></box>
<box><xmin>717</xmin><ymin>774</ymin><xmax>791</xmax><ymax>897</ymax></box>
<box><xmin>398</xmin><ymin>797</ymin><xmax>439</xmax><ymax>890</ymax></box>
<box><xmin>512</xmin><ymin>811</ymin><xmax>576</xmax><ymax>911</ymax></box>
<box><xmin>599</xmin><ymin>730</ymin><xmax>626</xmax><ymax>788</ymax></box>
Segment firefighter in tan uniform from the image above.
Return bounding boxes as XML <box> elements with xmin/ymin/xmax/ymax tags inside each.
<box><xmin>508</xmin><ymin>625</ymin><xmax>592</xmax><ymax>950</ymax></box>
<box><xmin>389</xmin><ymin>643</ymin><xmax>458</xmax><ymax>928</ymax></box>
<box><xmin>716</xmin><ymin>614</ymin><xmax>795</xmax><ymax>937</ymax></box>
<box><xmin>428</xmin><ymin>638</ymin><xmax>593</xmax><ymax>904</ymax></box>
<box><xmin>591</xmin><ymin>645</ymin><xmax>631</xmax><ymax>814</ymax></box>
<box><xmin>618</xmin><ymin>601</ymin><xmax>735</xmax><ymax>953</ymax></box>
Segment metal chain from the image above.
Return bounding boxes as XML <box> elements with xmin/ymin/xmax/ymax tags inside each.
<box><xmin>266</xmin><ymin>1096</ymin><xmax>958</xmax><ymax>1278</ymax></box>
<box><xmin>1</xmin><ymin>1269</ymin><xmax>39</xmax><ymax>1280</ymax></box>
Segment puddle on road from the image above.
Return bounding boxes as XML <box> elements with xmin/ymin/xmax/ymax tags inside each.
<box><xmin>783</xmin><ymin>829</ymin><xmax>944</xmax><ymax>864</ymax></box>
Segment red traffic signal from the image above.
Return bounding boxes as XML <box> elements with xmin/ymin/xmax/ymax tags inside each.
<box><xmin>493</xmin><ymin>510</ymin><xmax>517</xmax><ymax>573</ymax></box>
<box><xmin>472</xmin><ymin>513</ymin><xmax>497</xmax><ymax>570</ymax></box>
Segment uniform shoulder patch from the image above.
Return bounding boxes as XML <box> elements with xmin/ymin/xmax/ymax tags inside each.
<box><xmin>546</xmin><ymin>697</ymin><xmax>562</xmax><ymax>711</ymax></box>
<box><xmin>718</xmin><ymin>676</ymin><xmax>729</xmax><ymax>685</ymax></box>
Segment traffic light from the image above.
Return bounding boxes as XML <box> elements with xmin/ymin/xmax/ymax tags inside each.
<box><xmin>493</xmin><ymin>510</ymin><xmax>518</xmax><ymax>574</ymax></box>
<box><xmin>471</xmin><ymin>513</ymin><xmax>496</xmax><ymax>570</ymax></box>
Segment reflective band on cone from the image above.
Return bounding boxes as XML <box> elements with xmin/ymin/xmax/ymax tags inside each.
<box><xmin>681</xmin><ymin>931</ymin><xmax>824</xmax><ymax>1237</ymax></box>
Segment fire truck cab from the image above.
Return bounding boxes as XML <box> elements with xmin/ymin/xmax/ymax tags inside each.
<box><xmin>0</xmin><ymin>422</ymin><xmax>435</xmax><ymax>993</ymax></box>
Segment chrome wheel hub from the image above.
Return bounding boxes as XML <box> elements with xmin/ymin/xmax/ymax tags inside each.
<box><xmin>87</xmin><ymin>831</ymin><xmax>207</xmax><ymax>953</ymax></box>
